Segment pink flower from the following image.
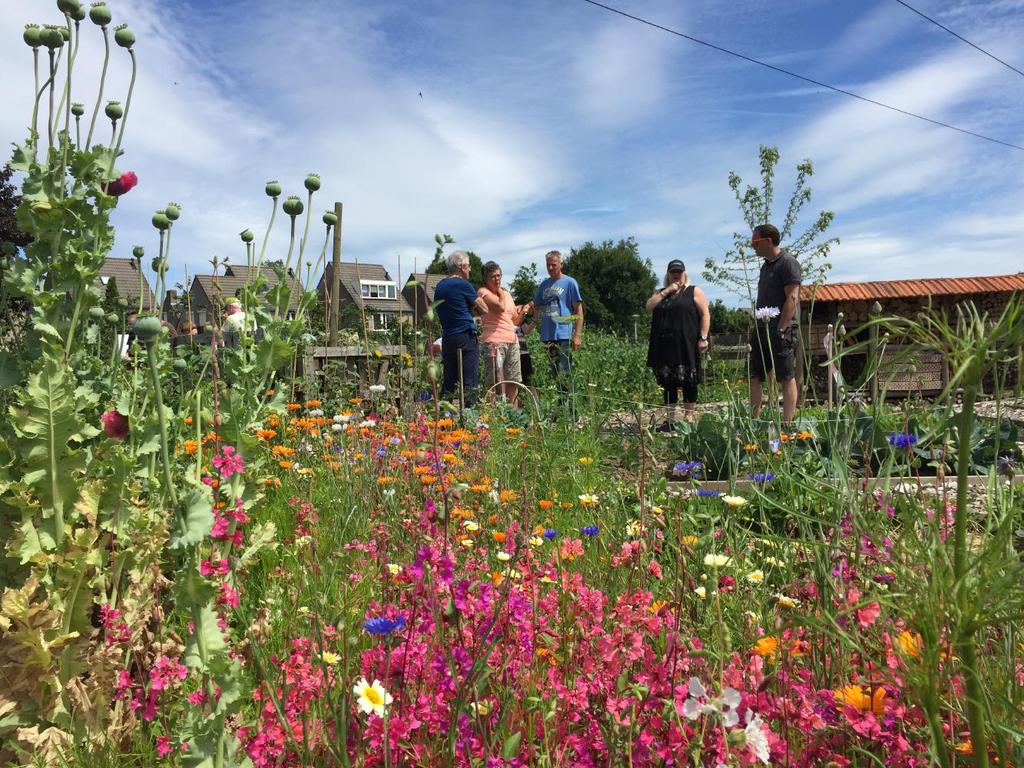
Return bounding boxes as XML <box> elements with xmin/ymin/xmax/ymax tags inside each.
<box><xmin>857</xmin><ymin>601</ymin><xmax>882</xmax><ymax>629</ymax></box>
<box><xmin>211</xmin><ymin>445</ymin><xmax>245</xmax><ymax>479</ymax></box>
<box><xmin>101</xmin><ymin>409</ymin><xmax>129</xmax><ymax>439</ymax></box>
<box><xmin>156</xmin><ymin>735</ymin><xmax>173</xmax><ymax>757</ymax></box>
<box><xmin>200</xmin><ymin>557</ymin><xmax>230</xmax><ymax>577</ymax></box>
<box><xmin>103</xmin><ymin>170</ymin><xmax>138</xmax><ymax>196</ymax></box>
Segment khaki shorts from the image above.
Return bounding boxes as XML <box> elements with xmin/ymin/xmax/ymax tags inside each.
<box><xmin>482</xmin><ymin>341</ymin><xmax>522</xmax><ymax>389</ymax></box>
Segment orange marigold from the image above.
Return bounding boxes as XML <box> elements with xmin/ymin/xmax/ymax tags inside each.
<box><xmin>183</xmin><ymin>416</ymin><xmax>194</xmax><ymax>426</ymax></box>
<box><xmin>834</xmin><ymin>684</ymin><xmax>886</xmax><ymax>715</ymax></box>
<box><xmin>183</xmin><ymin>439</ymin><xmax>197</xmax><ymax>455</ymax></box>
<box><xmin>286</xmin><ymin>403</ymin><xmax>301</xmax><ymax>412</ymax></box>
<box><xmin>498</xmin><ymin>490</ymin><xmax>518</xmax><ymax>504</ymax></box>
<box><xmin>257</xmin><ymin>429</ymin><xmax>277</xmax><ymax>441</ymax></box>
<box><xmin>753</xmin><ymin>636</ymin><xmax>779</xmax><ymax>657</ymax></box>
<box><xmin>278</xmin><ymin>460</ymin><xmax>294</xmax><ymax>470</ymax></box>
<box><xmin>305</xmin><ymin>399</ymin><xmax>322</xmax><ymax>408</ymax></box>
<box><xmin>492</xmin><ymin>531</ymin><xmax>506</xmax><ymax>543</ymax></box>
<box><xmin>538</xmin><ymin>499</ymin><xmax>553</xmax><ymax>511</ymax></box>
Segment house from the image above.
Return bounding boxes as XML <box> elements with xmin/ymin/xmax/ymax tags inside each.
<box><xmin>97</xmin><ymin>256</ymin><xmax>155</xmax><ymax>310</ymax></box>
<box><xmin>317</xmin><ymin>263</ymin><xmax>412</xmax><ymax>331</ymax></box>
<box><xmin>186</xmin><ymin>264</ymin><xmax>304</xmax><ymax>331</ymax></box>
<box><xmin>401</xmin><ymin>272</ymin><xmax>447</xmax><ymax>322</ymax></box>
<box><xmin>803</xmin><ymin>271</ymin><xmax>1024</xmax><ymax>396</ymax></box>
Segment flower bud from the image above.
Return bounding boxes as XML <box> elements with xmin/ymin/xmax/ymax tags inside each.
<box><xmin>88</xmin><ymin>306</ymin><xmax>105</xmax><ymax>319</ymax></box>
<box><xmin>131</xmin><ymin>315</ymin><xmax>163</xmax><ymax>344</ymax></box>
<box><xmin>240</xmin><ymin>229</ymin><xmax>254</xmax><ymax>243</ymax></box>
<box><xmin>41</xmin><ymin>26</ymin><xmax>65</xmax><ymax>48</ymax></box>
<box><xmin>173</xmin><ymin>358</ymin><xmax>187</xmax><ymax>371</ymax></box>
<box><xmin>164</xmin><ymin>202</ymin><xmax>181</xmax><ymax>221</ymax></box>
<box><xmin>23</xmin><ymin>24</ymin><xmax>42</xmax><ymax>48</ymax></box>
<box><xmin>71</xmin><ymin>102</ymin><xmax>85</xmax><ymax>117</ymax></box>
<box><xmin>132</xmin><ymin>245</ymin><xmax>144</xmax><ymax>259</ymax></box>
<box><xmin>89</xmin><ymin>2</ymin><xmax>111</xmax><ymax>26</ymax></box>
<box><xmin>116</xmin><ymin>297</ymin><xmax>128</xmax><ymax>308</ymax></box>
<box><xmin>104</xmin><ymin>100</ymin><xmax>123</xmax><ymax>120</ymax></box>
<box><xmin>113</xmin><ymin>23</ymin><xmax>134</xmax><ymax>48</ymax></box>
<box><xmin>426</xmin><ymin>361</ymin><xmax>439</xmax><ymax>383</ymax></box>
<box><xmin>304</xmin><ymin>173</ymin><xmax>321</xmax><ymax>192</ymax></box>
<box><xmin>282</xmin><ymin>195</ymin><xmax>304</xmax><ymax>217</ymax></box>
<box><xmin>265</xmin><ymin>180</ymin><xmax>281</xmax><ymax>198</ymax></box>
<box><xmin>152</xmin><ymin>211</ymin><xmax>170</xmax><ymax>231</ymax></box>
<box><xmin>31</xmin><ymin>201</ymin><xmax>53</xmax><ymax>213</ymax></box>
<box><xmin>57</xmin><ymin>0</ymin><xmax>82</xmax><ymax>16</ymax></box>
<box><xmin>322</xmin><ymin>211</ymin><xmax>337</xmax><ymax>227</ymax></box>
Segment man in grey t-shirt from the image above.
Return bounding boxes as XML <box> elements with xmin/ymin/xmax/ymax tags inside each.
<box><xmin>748</xmin><ymin>223</ymin><xmax>801</xmax><ymax>423</ymax></box>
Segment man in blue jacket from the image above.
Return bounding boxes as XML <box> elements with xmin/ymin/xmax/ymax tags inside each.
<box><xmin>434</xmin><ymin>250</ymin><xmax>489</xmax><ymax>404</ymax></box>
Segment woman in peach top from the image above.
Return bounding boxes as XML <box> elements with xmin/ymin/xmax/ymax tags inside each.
<box><xmin>478</xmin><ymin>261</ymin><xmax>533</xmax><ymax>406</ymax></box>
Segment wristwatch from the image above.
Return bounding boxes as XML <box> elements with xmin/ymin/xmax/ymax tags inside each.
<box><xmin>699</xmin><ymin>335</ymin><xmax>708</xmax><ymax>341</ymax></box>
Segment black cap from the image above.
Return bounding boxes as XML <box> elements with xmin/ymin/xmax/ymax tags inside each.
<box><xmin>667</xmin><ymin>259</ymin><xmax>685</xmax><ymax>272</ymax></box>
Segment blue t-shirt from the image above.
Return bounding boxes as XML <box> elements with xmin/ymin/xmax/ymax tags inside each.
<box><xmin>534</xmin><ymin>275</ymin><xmax>582</xmax><ymax>341</ymax></box>
<box><xmin>434</xmin><ymin>276</ymin><xmax>478</xmax><ymax>336</ymax></box>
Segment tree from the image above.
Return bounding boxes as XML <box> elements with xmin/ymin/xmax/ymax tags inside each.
<box><xmin>0</xmin><ymin>165</ymin><xmax>31</xmax><ymax>250</ymax></box>
<box><xmin>702</xmin><ymin>145</ymin><xmax>837</xmax><ymax>306</ymax></box>
<box><xmin>708</xmin><ymin>299</ymin><xmax>752</xmax><ymax>335</ymax></box>
<box><xmin>425</xmin><ymin>234</ymin><xmax>484</xmax><ymax>286</ymax></box>
<box><xmin>510</xmin><ymin>262</ymin><xmax>538</xmax><ymax>305</ymax></box>
<box><xmin>563</xmin><ymin>237</ymin><xmax>656</xmax><ymax>335</ymax></box>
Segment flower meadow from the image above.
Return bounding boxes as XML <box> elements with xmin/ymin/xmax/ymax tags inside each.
<box><xmin>1</xmin><ymin>4</ymin><xmax>1024</xmax><ymax>768</ymax></box>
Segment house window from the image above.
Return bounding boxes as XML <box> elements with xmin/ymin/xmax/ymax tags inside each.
<box><xmin>373</xmin><ymin>312</ymin><xmax>395</xmax><ymax>330</ymax></box>
<box><xmin>100</xmin><ymin>276</ymin><xmax>110</xmax><ymax>285</ymax></box>
<box><xmin>360</xmin><ymin>280</ymin><xmax>397</xmax><ymax>300</ymax></box>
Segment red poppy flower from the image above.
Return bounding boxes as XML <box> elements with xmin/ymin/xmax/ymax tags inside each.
<box><xmin>101</xmin><ymin>409</ymin><xmax>129</xmax><ymax>439</ymax></box>
<box><xmin>103</xmin><ymin>171</ymin><xmax>138</xmax><ymax>197</ymax></box>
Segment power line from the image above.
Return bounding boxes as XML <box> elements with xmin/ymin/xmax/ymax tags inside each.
<box><xmin>577</xmin><ymin>0</ymin><xmax>1024</xmax><ymax>152</ymax></box>
<box><xmin>895</xmin><ymin>0</ymin><xmax>1024</xmax><ymax>79</ymax></box>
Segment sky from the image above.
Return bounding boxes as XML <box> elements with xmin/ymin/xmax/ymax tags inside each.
<box><xmin>3</xmin><ymin>0</ymin><xmax>1024</xmax><ymax>307</ymax></box>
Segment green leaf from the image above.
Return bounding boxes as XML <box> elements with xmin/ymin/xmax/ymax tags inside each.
<box><xmin>0</xmin><ymin>351</ymin><xmax>22</xmax><ymax>388</ymax></box>
<box><xmin>184</xmin><ymin>602</ymin><xmax>228</xmax><ymax>671</ymax></box>
<box><xmin>169</xmin><ymin>489</ymin><xmax>213</xmax><ymax>550</ymax></box>
<box><xmin>255</xmin><ymin>337</ymin><xmax>292</xmax><ymax>373</ymax></box>
<box><xmin>239</xmin><ymin>522</ymin><xmax>277</xmax><ymax>566</ymax></box>
<box><xmin>502</xmin><ymin>731</ymin><xmax>522</xmax><ymax>759</ymax></box>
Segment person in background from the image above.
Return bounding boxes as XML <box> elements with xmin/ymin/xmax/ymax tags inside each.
<box><xmin>645</xmin><ymin>259</ymin><xmax>710</xmax><ymax>430</ymax></box>
<box><xmin>433</xmin><ymin>250</ymin><xmax>489</xmax><ymax>404</ymax></box>
<box><xmin>533</xmin><ymin>250</ymin><xmax>583</xmax><ymax>413</ymax></box>
<box><xmin>477</xmin><ymin>261</ymin><xmax>532</xmax><ymax>406</ymax></box>
<box><xmin>748</xmin><ymin>223</ymin><xmax>801</xmax><ymax>424</ymax></box>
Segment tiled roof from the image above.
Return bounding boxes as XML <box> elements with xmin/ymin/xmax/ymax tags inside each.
<box><xmin>190</xmin><ymin>271</ymin><xmax>303</xmax><ymax>312</ymax></box>
<box><xmin>319</xmin><ymin>263</ymin><xmax>413</xmax><ymax>313</ymax></box>
<box><xmin>806</xmin><ymin>272</ymin><xmax>1024</xmax><ymax>302</ymax></box>
<box><xmin>404</xmin><ymin>272</ymin><xmax>446</xmax><ymax>301</ymax></box>
<box><xmin>98</xmin><ymin>257</ymin><xmax>154</xmax><ymax>308</ymax></box>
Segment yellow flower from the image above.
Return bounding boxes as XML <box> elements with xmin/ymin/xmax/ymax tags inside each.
<box><xmin>753</xmin><ymin>636</ymin><xmax>779</xmax><ymax>657</ymax></box>
<box><xmin>703</xmin><ymin>553</ymin><xmax>733</xmax><ymax>568</ymax></box>
<box><xmin>722</xmin><ymin>495</ymin><xmax>748</xmax><ymax>508</ymax></box>
<box><xmin>529</xmin><ymin>536</ymin><xmax>544</xmax><ymax>547</ymax></box>
<box><xmin>386</xmin><ymin>563</ymin><xmax>401</xmax><ymax>576</ymax></box>
<box><xmin>625</xmin><ymin>520</ymin><xmax>645</xmax><ymax>537</ymax></box>
<box><xmin>496</xmin><ymin>551</ymin><xmax>511</xmax><ymax>562</ymax></box>
<box><xmin>322</xmin><ymin>651</ymin><xmax>340</xmax><ymax>665</ymax></box>
<box><xmin>774</xmin><ymin>593</ymin><xmax>800</xmax><ymax>608</ymax></box>
<box><xmin>353</xmin><ymin>677</ymin><xmax>393</xmax><ymax>717</ymax></box>
<box><xmin>578</xmin><ymin>493</ymin><xmax>599</xmax><ymax>507</ymax></box>
<box><xmin>834</xmin><ymin>684</ymin><xmax>885</xmax><ymax>715</ymax></box>
<box><xmin>470</xmin><ymin>700</ymin><xmax>493</xmax><ymax>716</ymax></box>
<box><xmin>694</xmin><ymin>586</ymin><xmax>707</xmax><ymax>599</ymax></box>
<box><xmin>896</xmin><ymin>630</ymin><xmax>922</xmax><ymax>658</ymax></box>
<box><xmin>681</xmin><ymin>535</ymin><xmax>699</xmax><ymax>547</ymax></box>
<box><xmin>463</xmin><ymin>520</ymin><xmax>480</xmax><ymax>532</ymax></box>
<box><xmin>746</xmin><ymin>570</ymin><xmax>765</xmax><ymax>584</ymax></box>
<box><xmin>460</xmin><ymin>538</ymin><xmax>474</xmax><ymax>548</ymax></box>
<box><xmin>578</xmin><ymin>456</ymin><xmax>593</xmax><ymax>466</ymax></box>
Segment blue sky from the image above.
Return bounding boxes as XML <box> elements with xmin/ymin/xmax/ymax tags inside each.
<box><xmin>4</xmin><ymin>0</ymin><xmax>1024</xmax><ymax>306</ymax></box>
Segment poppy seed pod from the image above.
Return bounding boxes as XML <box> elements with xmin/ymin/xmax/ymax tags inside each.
<box><xmin>304</xmin><ymin>173</ymin><xmax>321</xmax><ymax>192</ymax></box>
<box><xmin>23</xmin><ymin>24</ymin><xmax>41</xmax><ymax>47</ymax></box>
<box><xmin>57</xmin><ymin>0</ymin><xmax>81</xmax><ymax>15</ymax></box>
<box><xmin>58</xmin><ymin>26</ymin><xmax>71</xmax><ymax>41</ymax></box>
<box><xmin>113</xmin><ymin>23</ymin><xmax>134</xmax><ymax>48</ymax></box>
<box><xmin>172</xmin><ymin>358</ymin><xmax>187</xmax><ymax>371</ymax></box>
<box><xmin>71</xmin><ymin>5</ymin><xmax>87</xmax><ymax>22</ymax></box>
<box><xmin>132</xmin><ymin>245</ymin><xmax>144</xmax><ymax>259</ymax></box>
<box><xmin>104</xmin><ymin>101</ymin><xmax>123</xmax><ymax>120</ymax></box>
<box><xmin>152</xmin><ymin>211</ymin><xmax>170</xmax><ymax>231</ymax></box>
<box><xmin>322</xmin><ymin>211</ymin><xmax>337</xmax><ymax>227</ymax></box>
<box><xmin>265</xmin><ymin>180</ymin><xmax>281</xmax><ymax>198</ymax></box>
<box><xmin>89</xmin><ymin>2</ymin><xmax>111</xmax><ymax>25</ymax></box>
<box><xmin>240</xmin><ymin>229</ymin><xmax>254</xmax><ymax>243</ymax></box>
<box><xmin>71</xmin><ymin>102</ymin><xmax>85</xmax><ymax>117</ymax></box>
<box><xmin>164</xmin><ymin>202</ymin><xmax>181</xmax><ymax>221</ymax></box>
<box><xmin>151</xmin><ymin>257</ymin><xmax>166</xmax><ymax>273</ymax></box>
<box><xmin>32</xmin><ymin>201</ymin><xmax>52</xmax><ymax>213</ymax></box>
<box><xmin>41</xmin><ymin>26</ymin><xmax>65</xmax><ymax>48</ymax></box>
<box><xmin>106</xmin><ymin>312</ymin><xmax>119</xmax><ymax>324</ymax></box>
<box><xmin>282</xmin><ymin>196</ymin><xmax>304</xmax><ymax>217</ymax></box>
<box><xmin>426</xmin><ymin>361</ymin><xmax>439</xmax><ymax>383</ymax></box>
<box><xmin>131</xmin><ymin>315</ymin><xmax>163</xmax><ymax>344</ymax></box>
<box><xmin>88</xmin><ymin>306</ymin><xmax>105</xmax><ymax>319</ymax></box>
<box><xmin>117</xmin><ymin>297</ymin><xmax>128</xmax><ymax>308</ymax></box>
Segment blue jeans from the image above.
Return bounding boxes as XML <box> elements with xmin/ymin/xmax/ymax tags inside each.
<box><xmin>441</xmin><ymin>331</ymin><xmax>480</xmax><ymax>403</ymax></box>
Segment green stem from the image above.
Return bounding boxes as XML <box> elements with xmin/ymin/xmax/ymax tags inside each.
<box><xmin>111</xmin><ymin>48</ymin><xmax>136</xmax><ymax>167</ymax></box>
<box><xmin>31</xmin><ymin>48</ymin><xmax>40</xmax><ymax>138</ymax></box>
<box><xmin>296</xmin><ymin>189</ymin><xmax>314</xmax><ymax>268</ymax></box>
<box><xmin>256</xmin><ymin>197</ymin><xmax>279</xmax><ymax>272</ymax></box>
<box><xmin>145</xmin><ymin>343</ymin><xmax>180</xmax><ymax>508</ymax></box>
<box><xmin>47</xmin><ymin>49</ymin><xmax>57</xmax><ymax>148</ymax></box>
<box><xmin>85</xmin><ymin>26</ymin><xmax>110</xmax><ymax>149</ymax></box>
<box><xmin>64</xmin><ymin>291</ymin><xmax>85</xmax><ymax>358</ymax></box>
<box><xmin>276</xmin><ymin>216</ymin><xmax>297</xmax><ymax>322</ymax></box>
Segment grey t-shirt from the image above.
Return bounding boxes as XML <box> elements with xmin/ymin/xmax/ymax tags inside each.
<box><xmin>756</xmin><ymin>249</ymin><xmax>801</xmax><ymax>325</ymax></box>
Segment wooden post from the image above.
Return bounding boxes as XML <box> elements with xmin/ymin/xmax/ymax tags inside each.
<box><xmin>328</xmin><ymin>201</ymin><xmax>343</xmax><ymax>346</ymax></box>
<box><xmin>825</xmin><ymin>323</ymin><xmax>834</xmax><ymax>409</ymax></box>
<box><xmin>869</xmin><ymin>301</ymin><xmax>882</xmax><ymax>404</ymax></box>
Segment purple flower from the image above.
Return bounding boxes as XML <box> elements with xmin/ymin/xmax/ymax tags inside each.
<box><xmin>748</xmin><ymin>472</ymin><xmax>775</xmax><ymax>484</ymax></box>
<box><xmin>543</xmin><ymin>528</ymin><xmax>558</xmax><ymax>540</ymax></box>
<box><xmin>997</xmin><ymin>454</ymin><xmax>1018</xmax><ymax>478</ymax></box>
<box><xmin>888</xmin><ymin>433</ymin><xmax>918</xmax><ymax>448</ymax></box>
<box><xmin>673</xmin><ymin>460</ymin><xmax>702</xmax><ymax>476</ymax></box>
<box><xmin>580</xmin><ymin>525</ymin><xmax>599</xmax><ymax>536</ymax></box>
<box><xmin>363</xmin><ymin>615</ymin><xmax>406</xmax><ymax>636</ymax></box>
<box><xmin>696</xmin><ymin>489</ymin><xmax>720</xmax><ymax>497</ymax></box>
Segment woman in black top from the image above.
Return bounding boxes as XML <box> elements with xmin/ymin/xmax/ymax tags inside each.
<box><xmin>645</xmin><ymin>259</ymin><xmax>710</xmax><ymax>429</ymax></box>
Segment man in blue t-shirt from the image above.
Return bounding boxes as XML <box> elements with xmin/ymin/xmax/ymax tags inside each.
<box><xmin>433</xmin><ymin>250</ymin><xmax>489</xmax><ymax>403</ymax></box>
<box><xmin>532</xmin><ymin>250</ymin><xmax>584</xmax><ymax>409</ymax></box>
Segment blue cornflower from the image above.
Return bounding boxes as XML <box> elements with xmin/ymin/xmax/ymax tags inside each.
<box><xmin>696</xmin><ymin>489</ymin><xmax>720</xmax><ymax>497</ymax></box>
<box><xmin>673</xmin><ymin>460</ymin><xmax>702</xmax><ymax>474</ymax></box>
<box><xmin>888</xmin><ymin>433</ymin><xmax>918</xmax><ymax>448</ymax></box>
<box><xmin>543</xmin><ymin>528</ymin><xmax>559</xmax><ymax>540</ymax></box>
<box><xmin>417</xmin><ymin>390</ymin><xmax>432</xmax><ymax>402</ymax></box>
<box><xmin>580</xmin><ymin>525</ymin><xmax>600</xmax><ymax>536</ymax></box>
<box><xmin>375</xmin><ymin>447</ymin><xmax>387</xmax><ymax>458</ymax></box>
<box><xmin>363</xmin><ymin>615</ymin><xmax>406</xmax><ymax>636</ymax></box>
<box><xmin>748</xmin><ymin>472</ymin><xmax>775</xmax><ymax>484</ymax></box>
